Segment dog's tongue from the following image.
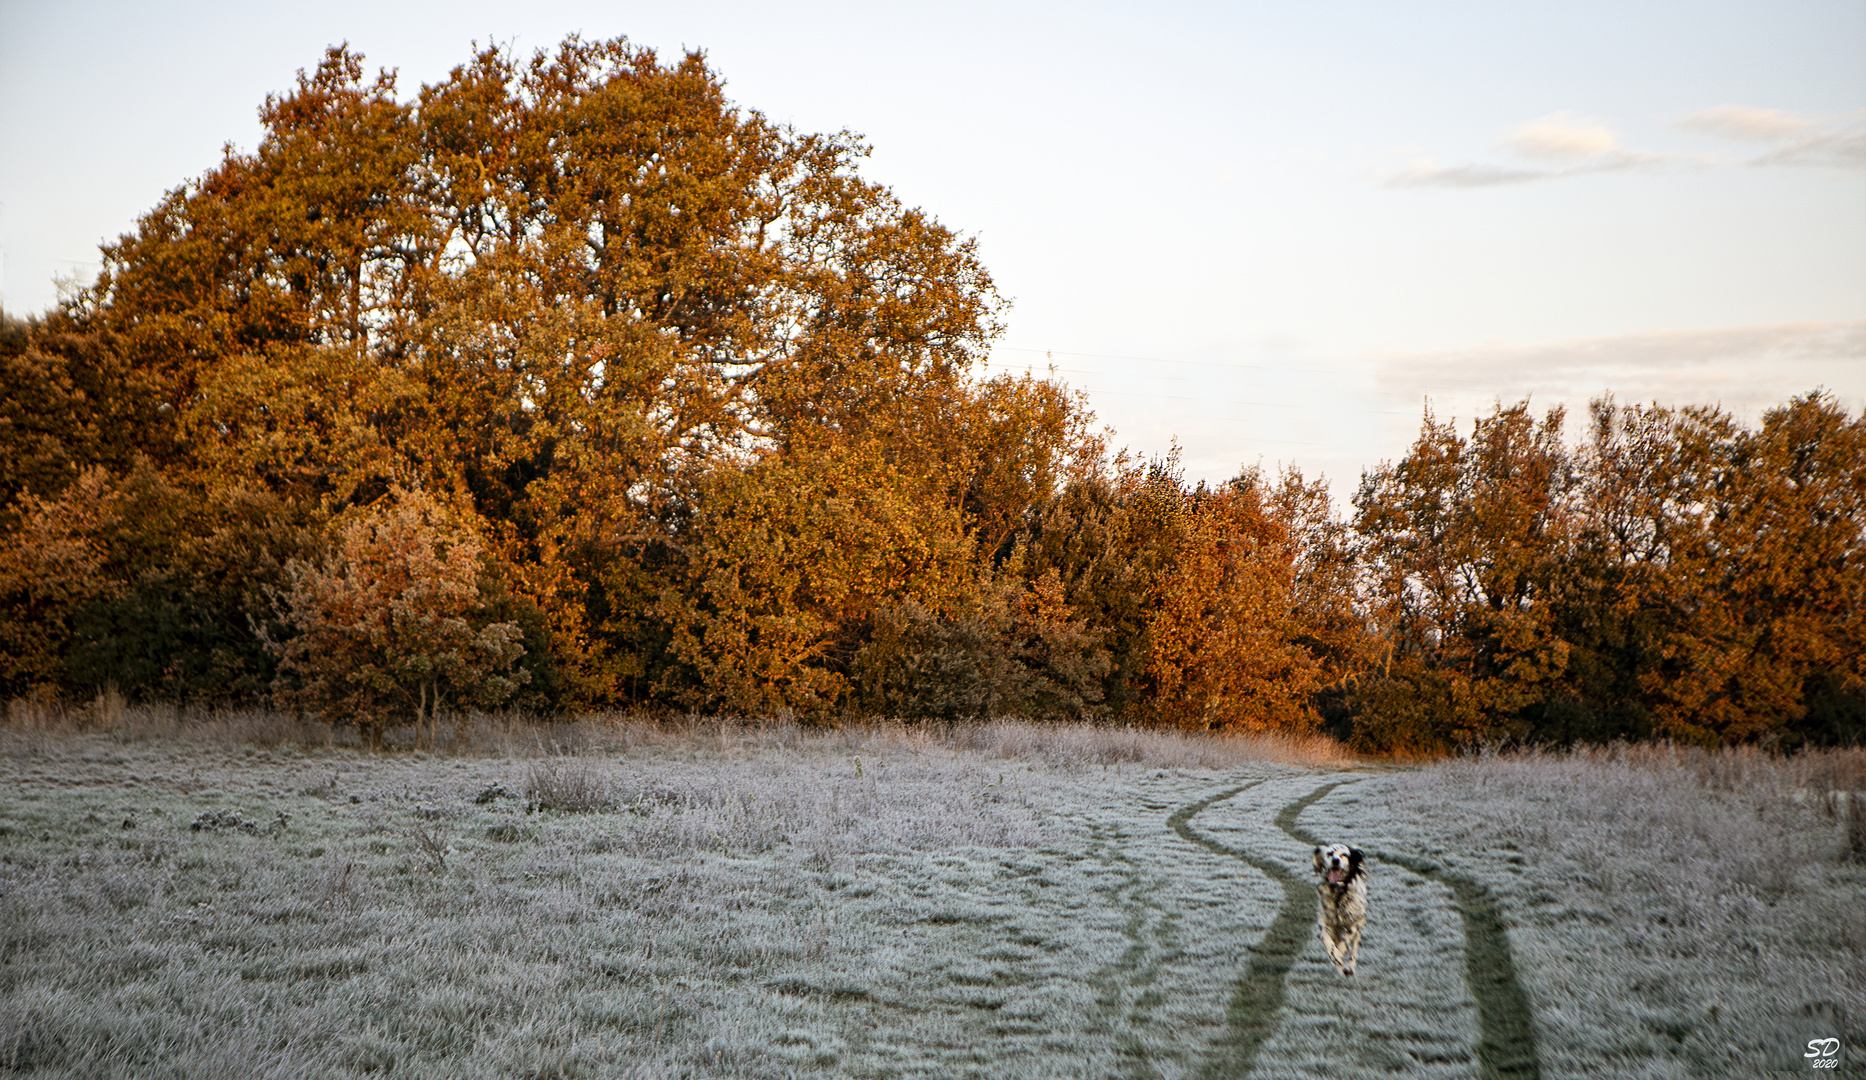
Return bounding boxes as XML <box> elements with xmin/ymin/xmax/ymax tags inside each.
<box><xmin>1325</xmin><ymin>869</ymin><xmax>1343</xmax><ymax>884</ymax></box>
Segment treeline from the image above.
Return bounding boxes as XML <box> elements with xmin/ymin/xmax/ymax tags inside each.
<box><xmin>1</xmin><ymin>39</ymin><xmax>1861</xmax><ymax>750</ymax></box>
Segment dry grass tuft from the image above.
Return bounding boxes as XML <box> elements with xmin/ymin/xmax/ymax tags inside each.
<box><xmin>3</xmin><ymin>699</ymin><xmax>333</xmax><ymax>751</ymax></box>
<box><xmin>940</xmin><ymin>719</ymin><xmax>1362</xmax><ymax>770</ymax></box>
<box><xmin>315</xmin><ymin>857</ymin><xmax>373</xmax><ymax>913</ymax></box>
<box><xmin>1595</xmin><ymin>740</ymin><xmax>1866</xmax><ymax>799</ymax></box>
<box><xmin>522</xmin><ymin>755</ymin><xmax>617</xmax><ymax>812</ymax></box>
<box><xmin>408</xmin><ymin>821</ymin><xmax>452</xmax><ymax>872</ymax></box>
<box><xmin>510</xmin><ymin>714</ymin><xmax>1366</xmax><ymax>772</ymax></box>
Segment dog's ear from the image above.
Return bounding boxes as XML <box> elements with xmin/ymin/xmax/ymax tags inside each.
<box><xmin>1347</xmin><ymin>847</ymin><xmax>1365</xmax><ymax>876</ymax></box>
<box><xmin>1313</xmin><ymin>847</ymin><xmax>1325</xmax><ymax>873</ymax></box>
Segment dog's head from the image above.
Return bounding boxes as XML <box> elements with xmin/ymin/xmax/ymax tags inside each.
<box><xmin>1312</xmin><ymin>843</ymin><xmax>1364</xmax><ymax>886</ymax></box>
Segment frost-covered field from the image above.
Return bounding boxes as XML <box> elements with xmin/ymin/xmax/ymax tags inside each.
<box><xmin>0</xmin><ymin>715</ymin><xmax>1860</xmax><ymax>1079</ymax></box>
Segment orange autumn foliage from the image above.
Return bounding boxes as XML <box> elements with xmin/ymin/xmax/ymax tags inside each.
<box><xmin>1142</xmin><ymin>475</ymin><xmax>1328</xmax><ymax>733</ymax></box>
<box><xmin>269</xmin><ymin>488</ymin><xmax>527</xmax><ymax>746</ymax></box>
<box><xmin>0</xmin><ymin>35</ymin><xmax>1859</xmax><ymax>750</ymax></box>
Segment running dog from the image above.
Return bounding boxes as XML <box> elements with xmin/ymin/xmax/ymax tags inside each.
<box><xmin>1313</xmin><ymin>843</ymin><xmax>1369</xmax><ymax>976</ymax></box>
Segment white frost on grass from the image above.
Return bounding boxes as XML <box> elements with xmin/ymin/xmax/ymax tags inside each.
<box><xmin>1</xmin><ymin>720</ymin><xmax>1859</xmax><ymax>1078</ymax></box>
<box><xmin>0</xmin><ymin>720</ymin><xmax>1328</xmax><ymax>1078</ymax></box>
<box><xmin>1205</xmin><ymin>775</ymin><xmax>1482</xmax><ymax>1077</ymax></box>
<box><xmin>1295</xmin><ymin>746</ymin><xmax>1866</xmax><ymax>1079</ymax></box>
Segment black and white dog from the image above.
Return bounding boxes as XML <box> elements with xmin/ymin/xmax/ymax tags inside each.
<box><xmin>1312</xmin><ymin>843</ymin><xmax>1369</xmax><ymax>976</ymax></box>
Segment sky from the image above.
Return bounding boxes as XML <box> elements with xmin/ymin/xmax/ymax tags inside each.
<box><xmin>2</xmin><ymin>0</ymin><xmax>1862</xmax><ymax>495</ymax></box>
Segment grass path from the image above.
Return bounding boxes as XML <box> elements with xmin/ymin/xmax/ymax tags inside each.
<box><xmin>1084</xmin><ymin>821</ymin><xmax>1186</xmax><ymax>1080</ymax></box>
<box><xmin>1276</xmin><ymin>789</ymin><xmax>1541</xmax><ymax>1080</ymax></box>
<box><xmin>28</xmin><ymin>724</ymin><xmax>1849</xmax><ymax>1076</ymax></box>
<box><xmin>1165</xmin><ymin>780</ymin><xmax>1298</xmax><ymax>1079</ymax></box>
<box><xmin>1171</xmin><ymin>776</ymin><xmax>1542</xmax><ymax>1080</ymax></box>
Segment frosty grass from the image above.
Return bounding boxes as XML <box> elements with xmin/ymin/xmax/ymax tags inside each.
<box><xmin>1</xmin><ymin>718</ymin><xmax>1860</xmax><ymax>1078</ymax></box>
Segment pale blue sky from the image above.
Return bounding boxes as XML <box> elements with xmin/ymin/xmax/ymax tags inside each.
<box><xmin>3</xmin><ymin>0</ymin><xmax>1862</xmax><ymax>491</ymax></box>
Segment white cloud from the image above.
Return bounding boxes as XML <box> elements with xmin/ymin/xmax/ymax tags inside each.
<box><xmin>1383</xmin><ymin>111</ymin><xmax>1676</xmax><ymax>188</ymax></box>
<box><xmin>1755</xmin><ymin>131</ymin><xmax>1866</xmax><ymax>168</ymax></box>
<box><xmin>1678</xmin><ymin>105</ymin><xmax>1813</xmax><ymax>143</ymax></box>
<box><xmin>1386</xmin><ymin>158</ymin><xmax>1547</xmax><ymax>188</ymax></box>
<box><xmin>1384</xmin><ymin>149</ymin><xmax>1664</xmax><ymax>189</ymax></box>
<box><xmin>1371</xmin><ymin>321</ymin><xmax>1866</xmax><ymax>427</ymax></box>
<box><xmin>1506</xmin><ymin>113</ymin><xmax>1619</xmax><ymax>160</ymax></box>
<box><xmin>1676</xmin><ymin>105</ymin><xmax>1866</xmax><ymax>170</ymax></box>
<box><xmin>1387</xmin><ymin>105</ymin><xmax>1866</xmax><ymax>189</ymax></box>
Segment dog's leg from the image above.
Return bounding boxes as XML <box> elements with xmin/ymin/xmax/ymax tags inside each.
<box><xmin>1343</xmin><ymin>924</ymin><xmax>1360</xmax><ymax>976</ymax></box>
<box><xmin>1321</xmin><ymin>916</ymin><xmax>1349</xmax><ymax>975</ymax></box>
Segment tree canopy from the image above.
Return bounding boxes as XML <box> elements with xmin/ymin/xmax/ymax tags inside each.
<box><xmin>1</xmin><ymin>37</ymin><xmax>1859</xmax><ymax>750</ymax></box>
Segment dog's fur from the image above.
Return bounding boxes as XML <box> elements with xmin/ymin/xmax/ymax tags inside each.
<box><xmin>1312</xmin><ymin>843</ymin><xmax>1369</xmax><ymax>976</ymax></box>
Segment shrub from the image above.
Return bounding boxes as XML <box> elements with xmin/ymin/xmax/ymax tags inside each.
<box><xmin>854</xmin><ymin>571</ymin><xmax>1110</xmax><ymax>722</ymax></box>
<box><xmin>269</xmin><ymin>487</ymin><xmax>526</xmax><ymax>748</ymax></box>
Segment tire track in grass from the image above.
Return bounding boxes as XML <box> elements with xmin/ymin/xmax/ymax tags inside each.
<box><xmin>1085</xmin><ymin>822</ymin><xmax>1177</xmax><ymax>1080</ymax></box>
<box><xmin>1165</xmin><ymin>779</ymin><xmax>1304</xmax><ymax>1080</ymax></box>
<box><xmin>1278</xmin><ymin>785</ymin><xmax>1541</xmax><ymax>1080</ymax></box>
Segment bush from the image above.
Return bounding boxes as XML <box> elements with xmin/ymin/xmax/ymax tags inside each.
<box><xmin>269</xmin><ymin>488</ymin><xmax>527</xmax><ymax>748</ymax></box>
<box><xmin>854</xmin><ymin>572</ymin><xmax>1109</xmax><ymax>722</ymax></box>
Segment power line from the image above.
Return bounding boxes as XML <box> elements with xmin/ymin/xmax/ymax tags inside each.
<box><xmin>985</xmin><ymin>344</ymin><xmax>1783</xmax><ymax>398</ymax></box>
<box><xmin>989</xmin><ymin>344</ymin><xmax>1369</xmax><ymax>379</ymax></box>
<box><xmin>976</xmin><ymin>359</ymin><xmax>1415</xmax><ymax>417</ymax></box>
<box><xmin>980</xmin><ymin>360</ymin><xmax>1695</xmax><ymax>409</ymax></box>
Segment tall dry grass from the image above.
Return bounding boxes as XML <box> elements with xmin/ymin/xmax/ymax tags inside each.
<box><xmin>1</xmin><ymin>699</ymin><xmax>1365</xmax><ymax>771</ymax></box>
<box><xmin>4</xmin><ymin>696</ymin><xmax>333</xmax><ymax>749</ymax></box>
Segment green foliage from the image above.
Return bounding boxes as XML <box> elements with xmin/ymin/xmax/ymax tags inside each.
<box><xmin>0</xmin><ymin>312</ymin><xmax>165</xmax><ymax>517</ymax></box>
<box><xmin>0</xmin><ymin>468</ymin><xmax>123</xmax><ymax>696</ymax></box>
<box><xmin>0</xmin><ymin>461</ymin><xmax>314</xmax><ymax>703</ymax></box>
<box><xmin>1007</xmin><ymin>464</ymin><xmax>1179</xmax><ymax>714</ymax></box>
<box><xmin>62</xmin><ymin>481</ymin><xmax>312</xmax><ymax>705</ymax></box>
